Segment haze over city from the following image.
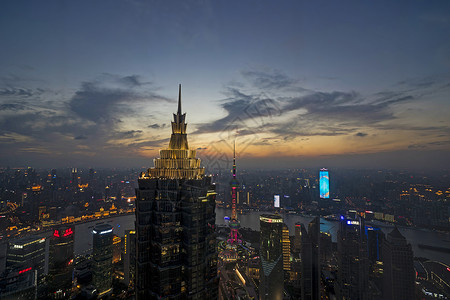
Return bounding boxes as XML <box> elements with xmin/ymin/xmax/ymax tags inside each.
<box><xmin>1</xmin><ymin>1</ymin><xmax>449</xmax><ymax>170</ymax></box>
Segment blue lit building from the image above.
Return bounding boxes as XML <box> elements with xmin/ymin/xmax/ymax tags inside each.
<box><xmin>319</xmin><ymin>168</ymin><xmax>329</xmax><ymax>199</ymax></box>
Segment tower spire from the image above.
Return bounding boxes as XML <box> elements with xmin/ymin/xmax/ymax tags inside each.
<box><xmin>233</xmin><ymin>139</ymin><xmax>236</xmax><ymax>178</ymax></box>
<box><xmin>178</xmin><ymin>84</ymin><xmax>182</xmax><ymax>115</ymax></box>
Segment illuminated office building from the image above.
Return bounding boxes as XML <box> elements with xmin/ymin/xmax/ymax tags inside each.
<box><xmin>282</xmin><ymin>223</ymin><xmax>291</xmax><ymax>279</ymax></box>
<box><xmin>135</xmin><ymin>85</ymin><xmax>217</xmax><ymax>299</ymax></box>
<box><xmin>123</xmin><ymin>229</ymin><xmax>136</xmax><ymax>287</ymax></box>
<box><xmin>6</xmin><ymin>235</ymin><xmax>46</xmax><ymax>282</ymax></box>
<box><xmin>259</xmin><ymin>214</ymin><xmax>284</xmax><ymax>300</ymax></box>
<box><xmin>48</xmin><ymin>226</ymin><xmax>74</xmax><ymax>297</ymax></box>
<box><xmin>92</xmin><ymin>224</ymin><xmax>113</xmax><ymax>297</ymax></box>
<box><xmin>319</xmin><ymin>168</ymin><xmax>329</xmax><ymax>199</ymax></box>
<box><xmin>112</xmin><ymin>235</ymin><xmax>121</xmax><ymax>263</ymax></box>
<box><xmin>293</xmin><ymin>222</ymin><xmax>302</xmax><ymax>253</ymax></box>
<box><xmin>336</xmin><ymin>216</ymin><xmax>369</xmax><ymax>300</ymax></box>
<box><xmin>382</xmin><ymin>227</ymin><xmax>414</xmax><ymax>300</ymax></box>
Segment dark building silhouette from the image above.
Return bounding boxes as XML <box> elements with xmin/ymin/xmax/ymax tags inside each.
<box><xmin>382</xmin><ymin>227</ymin><xmax>414</xmax><ymax>300</ymax></box>
<box><xmin>92</xmin><ymin>223</ymin><xmax>113</xmax><ymax>297</ymax></box>
<box><xmin>259</xmin><ymin>214</ymin><xmax>284</xmax><ymax>300</ymax></box>
<box><xmin>0</xmin><ymin>268</ymin><xmax>37</xmax><ymax>300</ymax></box>
<box><xmin>48</xmin><ymin>226</ymin><xmax>74</xmax><ymax>297</ymax></box>
<box><xmin>365</xmin><ymin>225</ymin><xmax>384</xmax><ymax>264</ymax></box>
<box><xmin>336</xmin><ymin>215</ymin><xmax>369</xmax><ymax>300</ymax></box>
<box><xmin>135</xmin><ymin>85</ymin><xmax>218</xmax><ymax>299</ymax></box>
<box><xmin>301</xmin><ymin>217</ymin><xmax>320</xmax><ymax>300</ymax></box>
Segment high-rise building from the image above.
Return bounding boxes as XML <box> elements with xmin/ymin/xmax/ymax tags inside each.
<box><xmin>135</xmin><ymin>85</ymin><xmax>218</xmax><ymax>299</ymax></box>
<box><xmin>282</xmin><ymin>223</ymin><xmax>291</xmax><ymax>280</ymax></box>
<box><xmin>112</xmin><ymin>234</ymin><xmax>121</xmax><ymax>263</ymax></box>
<box><xmin>6</xmin><ymin>236</ymin><xmax>46</xmax><ymax>282</ymax></box>
<box><xmin>301</xmin><ymin>217</ymin><xmax>320</xmax><ymax>300</ymax></box>
<box><xmin>382</xmin><ymin>227</ymin><xmax>414</xmax><ymax>300</ymax></box>
<box><xmin>336</xmin><ymin>215</ymin><xmax>369</xmax><ymax>300</ymax></box>
<box><xmin>92</xmin><ymin>223</ymin><xmax>113</xmax><ymax>297</ymax></box>
<box><xmin>0</xmin><ymin>268</ymin><xmax>37</xmax><ymax>300</ymax></box>
<box><xmin>228</xmin><ymin>141</ymin><xmax>241</xmax><ymax>244</ymax></box>
<box><xmin>259</xmin><ymin>214</ymin><xmax>284</xmax><ymax>300</ymax></box>
<box><xmin>48</xmin><ymin>226</ymin><xmax>74</xmax><ymax>297</ymax></box>
<box><xmin>293</xmin><ymin>222</ymin><xmax>302</xmax><ymax>253</ymax></box>
<box><xmin>319</xmin><ymin>168</ymin><xmax>330</xmax><ymax>199</ymax></box>
<box><xmin>123</xmin><ymin>230</ymin><xmax>136</xmax><ymax>287</ymax></box>
<box><xmin>365</xmin><ymin>226</ymin><xmax>384</xmax><ymax>264</ymax></box>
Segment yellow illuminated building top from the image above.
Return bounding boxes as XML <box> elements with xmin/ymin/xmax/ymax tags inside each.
<box><xmin>140</xmin><ymin>84</ymin><xmax>205</xmax><ymax>180</ymax></box>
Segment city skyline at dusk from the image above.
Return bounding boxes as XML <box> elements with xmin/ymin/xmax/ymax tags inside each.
<box><xmin>1</xmin><ymin>1</ymin><xmax>449</xmax><ymax>170</ymax></box>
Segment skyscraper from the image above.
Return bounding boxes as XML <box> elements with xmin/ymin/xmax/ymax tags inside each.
<box><xmin>336</xmin><ymin>215</ymin><xmax>369</xmax><ymax>300</ymax></box>
<box><xmin>228</xmin><ymin>140</ymin><xmax>241</xmax><ymax>244</ymax></box>
<box><xmin>259</xmin><ymin>214</ymin><xmax>284</xmax><ymax>300</ymax></box>
<box><xmin>92</xmin><ymin>223</ymin><xmax>113</xmax><ymax>297</ymax></box>
<box><xmin>319</xmin><ymin>168</ymin><xmax>330</xmax><ymax>199</ymax></box>
<box><xmin>382</xmin><ymin>227</ymin><xmax>414</xmax><ymax>300</ymax></box>
<box><xmin>6</xmin><ymin>236</ymin><xmax>46</xmax><ymax>282</ymax></box>
<box><xmin>123</xmin><ymin>229</ymin><xmax>136</xmax><ymax>287</ymax></box>
<box><xmin>293</xmin><ymin>222</ymin><xmax>302</xmax><ymax>253</ymax></box>
<box><xmin>135</xmin><ymin>85</ymin><xmax>217</xmax><ymax>299</ymax></box>
<box><xmin>301</xmin><ymin>217</ymin><xmax>320</xmax><ymax>300</ymax></box>
<box><xmin>282</xmin><ymin>223</ymin><xmax>291</xmax><ymax>280</ymax></box>
<box><xmin>48</xmin><ymin>226</ymin><xmax>75</xmax><ymax>297</ymax></box>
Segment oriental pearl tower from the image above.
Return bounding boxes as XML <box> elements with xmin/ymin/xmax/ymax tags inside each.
<box><xmin>228</xmin><ymin>140</ymin><xmax>241</xmax><ymax>244</ymax></box>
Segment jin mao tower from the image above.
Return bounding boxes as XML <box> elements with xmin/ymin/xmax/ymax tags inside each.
<box><xmin>135</xmin><ymin>85</ymin><xmax>218</xmax><ymax>299</ymax></box>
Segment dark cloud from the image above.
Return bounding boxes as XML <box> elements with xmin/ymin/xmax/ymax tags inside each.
<box><xmin>355</xmin><ymin>132</ymin><xmax>368</xmax><ymax>137</ymax></box>
<box><xmin>69</xmin><ymin>74</ymin><xmax>171</xmax><ymax>123</ymax></box>
<box><xmin>0</xmin><ymin>103</ymin><xmax>27</xmax><ymax>111</ymax></box>
<box><xmin>241</xmin><ymin>70</ymin><xmax>295</xmax><ymax>90</ymax></box>
<box><xmin>74</xmin><ymin>135</ymin><xmax>87</xmax><ymax>140</ymax></box>
<box><xmin>148</xmin><ymin>123</ymin><xmax>167</xmax><ymax>129</ymax></box>
<box><xmin>0</xmin><ymin>87</ymin><xmax>34</xmax><ymax>97</ymax></box>
<box><xmin>120</xmin><ymin>75</ymin><xmax>146</xmax><ymax>87</ymax></box>
<box><xmin>194</xmin><ymin>87</ymin><xmax>281</xmax><ymax>134</ymax></box>
<box><xmin>116</xmin><ymin>130</ymin><xmax>143</xmax><ymax>138</ymax></box>
<box><xmin>197</xmin><ymin>147</ymin><xmax>207</xmax><ymax>150</ymax></box>
<box><xmin>195</xmin><ymin>69</ymin><xmax>424</xmax><ymax>140</ymax></box>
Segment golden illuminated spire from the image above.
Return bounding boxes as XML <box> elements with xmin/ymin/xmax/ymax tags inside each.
<box><xmin>139</xmin><ymin>85</ymin><xmax>205</xmax><ymax>180</ymax></box>
<box><xmin>169</xmin><ymin>84</ymin><xmax>189</xmax><ymax>149</ymax></box>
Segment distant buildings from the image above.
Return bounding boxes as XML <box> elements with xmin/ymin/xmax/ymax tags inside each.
<box><xmin>92</xmin><ymin>223</ymin><xmax>113</xmax><ymax>297</ymax></box>
<box><xmin>135</xmin><ymin>85</ymin><xmax>218</xmax><ymax>299</ymax></box>
<box><xmin>259</xmin><ymin>214</ymin><xmax>284</xmax><ymax>300</ymax></box>
<box><xmin>382</xmin><ymin>227</ymin><xmax>414</xmax><ymax>300</ymax></box>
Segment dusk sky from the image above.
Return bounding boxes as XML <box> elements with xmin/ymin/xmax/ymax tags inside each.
<box><xmin>1</xmin><ymin>0</ymin><xmax>449</xmax><ymax>170</ymax></box>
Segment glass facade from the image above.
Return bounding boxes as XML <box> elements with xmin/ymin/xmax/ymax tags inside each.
<box><xmin>92</xmin><ymin>223</ymin><xmax>113</xmax><ymax>297</ymax></box>
<box><xmin>259</xmin><ymin>214</ymin><xmax>284</xmax><ymax>300</ymax></box>
<box><xmin>135</xmin><ymin>85</ymin><xmax>218</xmax><ymax>299</ymax></box>
<box><xmin>48</xmin><ymin>226</ymin><xmax>74</xmax><ymax>296</ymax></box>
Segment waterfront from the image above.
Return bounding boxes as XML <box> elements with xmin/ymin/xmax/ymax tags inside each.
<box><xmin>72</xmin><ymin>208</ymin><xmax>450</xmax><ymax>265</ymax></box>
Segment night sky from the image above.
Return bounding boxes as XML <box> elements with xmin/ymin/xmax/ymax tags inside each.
<box><xmin>1</xmin><ymin>1</ymin><xmax>449</xmax><ymax>170</ymax></box>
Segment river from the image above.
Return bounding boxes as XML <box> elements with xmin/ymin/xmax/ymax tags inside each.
<box><xmin>73</xmin><ymin>208</ymin><xmax>450</xmax><ymax>265</ymax></box>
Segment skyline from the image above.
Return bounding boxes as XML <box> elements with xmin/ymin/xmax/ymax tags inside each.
<box><xmin>1</xmin><ymin>1</ymin><xmax>449</xmax><ymax>170</ymax></box>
